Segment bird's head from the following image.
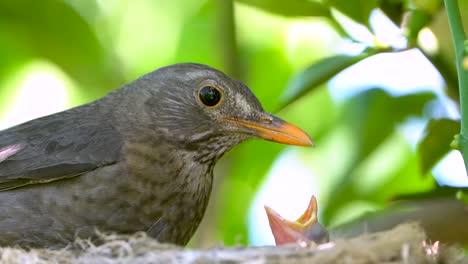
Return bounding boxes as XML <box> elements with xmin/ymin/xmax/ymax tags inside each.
<box><xmin>125</xmin><ymin>63</ymin><xmax>313</xmax><ymax>160</ymax></box>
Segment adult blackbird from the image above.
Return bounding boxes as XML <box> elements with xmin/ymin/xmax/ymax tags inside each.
<box><xmin>0</xmin><ymin>63</ymin><xmax>313</xmax><ymax>248</ymax></box>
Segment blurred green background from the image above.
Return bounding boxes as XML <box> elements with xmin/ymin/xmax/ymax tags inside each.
<box><xmin>1</xmin><ymin>0</ymin><xmax>468</xmax><ymax>247</ymax></box>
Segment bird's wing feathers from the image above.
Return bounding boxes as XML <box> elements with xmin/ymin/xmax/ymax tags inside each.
<box><xmin>0</xmin><ymin>112</ymin><xmax>123</xmax><ymax>191</ymax></box>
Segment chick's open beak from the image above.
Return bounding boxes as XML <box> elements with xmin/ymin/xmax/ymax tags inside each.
<box><xmin>265</xmin><ymin>195</ymin><xmax>329</xmax><ymax>246</ymax></box>
<box><xmin>223</xmin><ymin>113</ymin><xmax>314</xmax><ymax>146</ymax></box>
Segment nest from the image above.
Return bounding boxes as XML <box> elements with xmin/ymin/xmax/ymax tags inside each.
<box><xmin>0</xmin><ymin>223</ymin><xmax>465</xmax><ymax>264</ymax></box>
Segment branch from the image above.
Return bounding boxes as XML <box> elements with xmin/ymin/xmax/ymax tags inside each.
<box><xmin>444</xmin><ymin>0</ymin><xmax>468</xmax><ymax>174</ymax></box>
<box><xmin>0</xmin><ymin>223</ymin><xmax>463</xmax><ymax>263</ymax></box>
<box><xmin>216</xmin><ymin>0</ymin><xmax>241</xmax><ymax>79</ymax></box>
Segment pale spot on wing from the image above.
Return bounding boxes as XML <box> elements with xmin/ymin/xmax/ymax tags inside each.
<box><xmin>0</xmin><ymin>144</ymin><xmax>24</xmax><ymax>163</ymax></box>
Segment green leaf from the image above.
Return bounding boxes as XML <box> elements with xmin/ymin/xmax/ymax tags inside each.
<box><xmin>175</xmin><ymin>1</ymin><xmax>223</xmax><ymax>69</ymax></box>
<box><xmin>280</xmin><ymin>53</ymin><xmax>373</xmax><ymax>109</ymax></box>
<box><xmin>326</xmin><ymin>0</ymin><xmax>379</xmax><ymax>27</ymax></box>
<box><xmin>394</xmin><ymin>186</ymin><xmax>464</xmax><ymax>200</ymax></box>
<box><xmin>417</xmin><ymin>118</ymin><xmax>461</xmax><ymax>176</ymax></box>
<box><xmin>402</xmin><ymin>9</ymin><xmax>433</xmax><ymax>41</ymax></box>
<box><xmin>217</xmin><ymin>141</ymin><xmax>285</xmax><ymax>245</ymax></box>
<box><xmin>379</xmin><ymin>0</ymin><xmax>405</xmax><ymax>26</ymax></box>
<box><xmin>411</xmin><ymin>0</ymin><xmax>443</xmax><ymax>14</ymax></box>
<box><xmin>0</xmin><ymin>0</ymin><xmax>123</xmax><ymax>101</ymax></box>
<box><xmin>456</xmin><ymin>190</ymin><xmax>468</xmax><ymax>204</ymax></box>
<box><xmin>236</xmin><ymin>0</ymin><xmax>330</xmax><ymax>17</ymax></box>
<box><xmin>374</xmin><ymin>151</ymin><xmax>436</xmax><ymax>200</ymax></box>
<box><xmin>354</xmin><ymin>90</ymin><xmax>435</xmax><ymax>159</ymax></box>
<box><xmin>322</xmin><ymin>89</ymin><xmax>436</xmax><ymax>223</ymax></box>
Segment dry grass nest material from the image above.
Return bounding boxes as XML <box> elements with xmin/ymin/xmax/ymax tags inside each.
<box><xmin>0</xmin><ymin>222</ymin><xmax>466</xmax><ymax>264</ymax></box>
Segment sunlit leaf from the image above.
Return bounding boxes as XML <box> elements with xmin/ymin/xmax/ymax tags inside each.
<box><xmin>0</xmin><ymin>0</ymin><xmax>122</xmax><ymax>101</ymax></box>
<box><xmin>236</xmin><ymin>0</ymin><xmax>330</xmax><ymax>17</ymax></box>
<box><xmin>280</xmin><ymin>53</ymin><xmax>372</xmax><ymax>109</ymax></box>
<box><xmin>326</xmin><ymin>0</ymin><xmax>379</xmax><ymax>27</ymax></box>
<box><xmin>417</xmin><ymin>118</ymin><xmax>461</xmax><ymax>176</ymax></box>
<box><xmin>370</xmin><ymin>149</ymin><xmax>436</xmax><ymax>200</ymax></box>
<box><xmin>355</xmin><ymin>90</ymin><xmax>435</xmax><ymax>158</ymax></box>
<box><xmin>322</xmin><ymin>89</ymin><xmax>436</xmax><ymax>223</ymax></box>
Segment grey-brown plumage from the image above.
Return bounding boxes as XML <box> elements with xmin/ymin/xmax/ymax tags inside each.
<box><xmin>0</xmin><ymin>63</ymin><xmax>313</xmax><ymax>248</ymax></box>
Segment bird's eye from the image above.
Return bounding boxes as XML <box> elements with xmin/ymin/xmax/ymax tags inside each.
<box><xmin>198</xmin><ymin>86</ymin><xmax>222</xmax><ymax>107</ymax></box>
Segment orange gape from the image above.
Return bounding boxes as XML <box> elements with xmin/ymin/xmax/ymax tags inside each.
<box><xmin>265</xmin><ymin>195</ymin><xmax>329</xmax><ymax>246</ymax></box>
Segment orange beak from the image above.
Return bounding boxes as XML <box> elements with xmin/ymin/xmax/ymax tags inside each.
<box><xmin>223</xmin><ymin>114</ymin><xmax>314</xmax><ymax>147</ymax></box>
<box><xmin>265</xmin><ymin>195</ymin><xmax>329</xmax><ymax>246</ymax></box>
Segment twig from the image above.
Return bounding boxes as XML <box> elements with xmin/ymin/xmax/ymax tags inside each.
<box><xmin>444</xmin><ymin>0</ymin><xmax>468</xmax><ymax>174</ymax></box>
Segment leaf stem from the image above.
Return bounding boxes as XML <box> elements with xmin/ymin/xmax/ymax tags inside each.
<box><xmin>216</xmin><ymin>0</ymin><xmax>241</xmax><ymax>79</ymax></box>
<box><xmin>444</xmin><ymin>0</ymin><xmax>468</xmax><ymax>174</ymax></box>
